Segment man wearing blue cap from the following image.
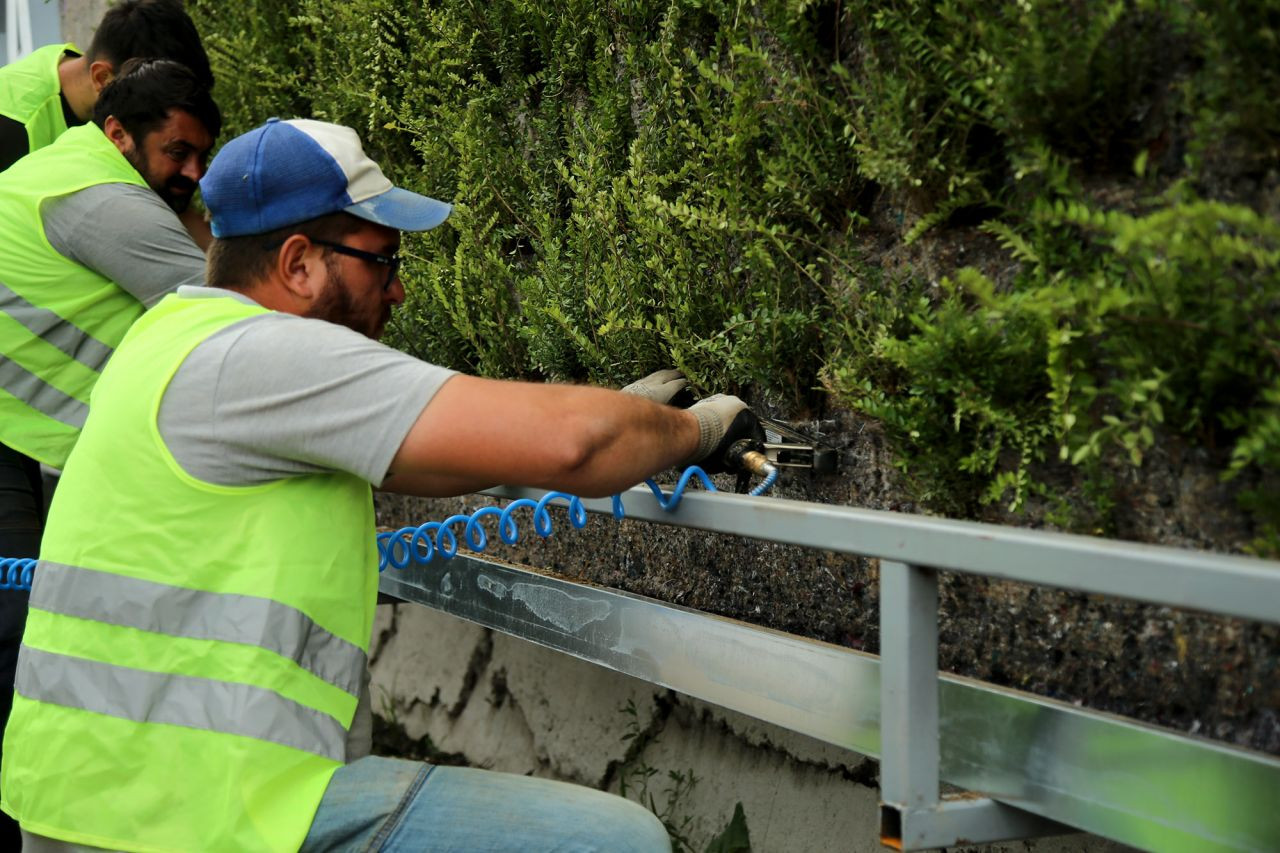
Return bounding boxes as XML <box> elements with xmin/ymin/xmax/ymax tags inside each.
<box><xmin>1</xmin><ymin>117</ymin><xmax>757</xmax><ymax>852</ymax></box>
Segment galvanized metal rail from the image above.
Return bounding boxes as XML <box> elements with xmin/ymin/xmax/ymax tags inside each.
<box><xmin>378</xmin><ymin>485</ymin><xmax>1280</xmax><ymax>853</ymax></box>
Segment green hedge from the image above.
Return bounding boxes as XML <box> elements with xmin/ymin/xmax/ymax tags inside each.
<box><xmin>188</xmin><ymin>0</ymin><xmax>1280</xmax><ymax>548</ymax></box>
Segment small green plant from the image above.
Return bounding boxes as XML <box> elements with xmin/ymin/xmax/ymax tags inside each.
<box><xmin>1180</xmin><ymin>0</ymin><xmax>1280</xmax><ymax>168</ymax></box>
<box><xmin>704</xmin><ymin>802</ymin><xmax>751</xmax><ymax>853</ymax></box>
<box><xmin>617</xmin><ymin>700</ymin><xmax>754</xmax><ymax>852</ymax></box>
<box><xmin>617</xmin><ymin>699</ymin><xmax>699</xmax><ymax>851</ymax></box>
<box><xmin>370</xmin><ymin>686</ymin><xmax>471</xmax><ymax>766</ymax></box>
<box><xmin>826</xmin><ymin>179</ymin><xmax>1279</xmax><ymax>526</ymax></box>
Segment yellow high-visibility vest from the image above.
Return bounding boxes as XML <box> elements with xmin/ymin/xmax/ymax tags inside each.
<box><xmin>2</xmin><ymin>292</ymin><xmax>378</xmax><ymax>851</ymax></box>
<box><xmin>0</xmin><ymin>123</ymin><xmax>150</xmax><ymax>467</ymax></box>
<box><xmin>0</xmin><ymin>43</ymin><xmax>78</xmax><ymax>157</ymax></box>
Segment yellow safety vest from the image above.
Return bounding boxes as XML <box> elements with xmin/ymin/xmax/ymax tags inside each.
<box><xmin>0</xmin><ymin>123</ymin><xmax>150</xmax><ymax>467</ymax></box>
<box><xmin>0</xmin><ymin>43</ymin><xmax>78</xmax><ymax>156</ymax></box>
<box><xmin>2</xmin><ymin>292</ymin><xmax>378</xmax><ymax>851</ymax></box>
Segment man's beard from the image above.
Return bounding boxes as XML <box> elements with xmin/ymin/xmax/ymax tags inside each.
<box><xmin>123</xmin><ymin>145</ymin><xmax>197</xmax><ymax>213</ymax></box>
<box><xmin>305</xmin><ymin>257</ymin><xmax>390</xmax><ymax>340</ymax></box>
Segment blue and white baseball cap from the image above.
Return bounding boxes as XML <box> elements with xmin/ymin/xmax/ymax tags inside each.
<box><xmin>200</xmin><ymin>117</ymin><xmax>452</xmax><ymax>238</ymax></box>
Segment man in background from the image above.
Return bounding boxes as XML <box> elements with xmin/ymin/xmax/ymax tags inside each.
<box><xmin>0</xmin><ymin>0</ymin><xmax>212</xmax><ymax>173</ymax></box>
<box><xmin>0</xmin><ymin>0</ymin><xmax>216</xmax><ymax>578</ymax></box>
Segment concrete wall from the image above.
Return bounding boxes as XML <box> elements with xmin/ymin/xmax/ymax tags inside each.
<box><xmin>57</xmin><ymin>0</ymin><xmax>107</xmax><ymax>52</ymax></box>
<box><xmin>370</xmin><ymin>601</ymin><xmax>1130</xmax><ymax>852</ymax></box>
<box><xmin>58</xmin><ymin>0</ymin><xmax>107</xmax><ymax>54</ymax></box>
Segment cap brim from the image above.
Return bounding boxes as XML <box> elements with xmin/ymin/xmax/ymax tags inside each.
<box><xmin>345</xmin><ymin>186</ymin><xmax>452</xmax><ymax>232</ymax></box>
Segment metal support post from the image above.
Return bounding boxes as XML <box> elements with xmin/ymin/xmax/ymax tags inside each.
<box><xmin>878</xmin><ymin>561</ymin><xmax>1072</xmax><ymax>850</ymax></box>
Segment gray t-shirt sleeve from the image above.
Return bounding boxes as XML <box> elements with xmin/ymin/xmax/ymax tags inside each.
<box><xmin>43</xmin><ymin>183</ymin><xmax>206</xmax><ymax>306</ymax></box>
<box><xmin>158</xmin><ymin>310</ymin><xmax>456</xmax><ymax>486</ymax></box>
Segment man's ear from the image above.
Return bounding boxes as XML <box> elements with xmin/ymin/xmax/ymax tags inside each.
<box><xmin>276</xmin><ymin>235</ymin><xmax>326</xmax><ymax>307</ymax></box>
<box><xmin>102</xmin><ymin>116</ymin><xmax>132</xmax><ymax>155</ymax></box>
<box><xmin>89</xmin><ymin>60</ymin><xmax>115</xmax><ymax>94</ymax></box>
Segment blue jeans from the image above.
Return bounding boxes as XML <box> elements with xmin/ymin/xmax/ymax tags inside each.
<box><xmin>301</xmin><ymin>757</ymin><xmax>672</xmax><ymax>852</ymax></box>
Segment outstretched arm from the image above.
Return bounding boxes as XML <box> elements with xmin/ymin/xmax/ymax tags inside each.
<box><xmin>380</xmin><ymin>375</ymin><xmax>702</xmax><ymax>498</ymax></box>
<box><xmin>178</xmin><ymin>203</ymin><xmax>214</xmax><ymax>252</ymax></box>
<box><xmin>43</xmin><ymin>185</ymin><xmax>207</xmax><ymax>305</ymax></box>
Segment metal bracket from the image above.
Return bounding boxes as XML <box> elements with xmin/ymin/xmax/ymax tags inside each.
<box><xmin>759</xmin><ymin>416</ymin><xmax>839</xmax><ymax>473</ymax></box>
<box><xmin>880</xmin><ymin>795</ymin><xmax>1073</xmax><ymax>851</ymax></box>
<box><xmin>878</xmin><ymin>561</ymin><xmax>1074</xmax><ymax>850</ymax></box>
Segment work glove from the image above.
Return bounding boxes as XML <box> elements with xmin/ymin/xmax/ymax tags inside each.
<box><xmin>686</xmin><ymin>394</ymin><xmax>765</xmax><ymax>475</ymax></box>
<box><xmin>620</xmin><ymin>369</ymin><xmax>689</xmax><ymax>405</ymax></box>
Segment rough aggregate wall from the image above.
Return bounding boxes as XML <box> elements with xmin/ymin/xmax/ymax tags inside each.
<box><xmin>370</xmin><ymin>601</ymin><xmax>1132</xmax><ymax>852</ymax></box>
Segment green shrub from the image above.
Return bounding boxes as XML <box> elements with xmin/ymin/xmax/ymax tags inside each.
<box><xmin>1182</xmin><ymin>0</ymin><xmax>1280</xmax><ymax>168</ymax></box>
<box><xmin>190</xmin><ymin>0</ymin><xmax>1280</xmax><ymax>541</ymax></box>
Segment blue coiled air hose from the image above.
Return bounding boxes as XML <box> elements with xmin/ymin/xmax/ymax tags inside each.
<box><xmin>0</xmin><ymin>558</ymin><xmax>36</xmax><ymax>591</ymax></box>
<box><xmin>378</xmin><ymin>461</ymin><xmax>777</xmax><ymax>571</ymax></box>
<box><xmin>0</xmin><ymin>461</ymin><xmax>780</xmax><ymax>589</ymax></box>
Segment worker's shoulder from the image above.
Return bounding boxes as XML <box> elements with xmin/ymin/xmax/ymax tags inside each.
<box><xmin>190</xmin><ymin>303</ymin><xmax>403</xmax><ymax>373</ymax></box>
<box><xmin>45</xmin><ymin>181</ymin><xmax>164</xmax><ymax>218</ymax></box>
<box><xmin>0</xmin><ymin>45</ymin><xmax>61</xmax><ymax>88</ymax></box>
<box><xmin>220</xmin><ymin>306</ymin><xmax>381</xmax><ymax>344</ymax></box>
<box><xmin>0</xmin><ymin>44</ymin><xmax>71</xmax><ymax>117</ymax></box>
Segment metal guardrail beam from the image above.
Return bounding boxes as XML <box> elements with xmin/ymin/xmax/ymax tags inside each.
<box><xmin>379</xmin><ymin>552</ymin><xmax>1280</xmax><ymax>852</ymax></box>
<box><xmin>391</xmin><ymin>484</ymin><xmax>1280</xmax><ymax>849</ymax></box>
<box><xmin>485</xmin><ymin>486</ymin><xmax>1280</xmax><ymax>625</ymax></box>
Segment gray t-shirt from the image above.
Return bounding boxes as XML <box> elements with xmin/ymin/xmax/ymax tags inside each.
<box><xmin>157</xmin><ymin>287</ymin><xmax>456</xmax><ymax>486</ymax></box>
<box><xmin>43</xmin><ymin>183</ymin><xmax>207</xmax><ymax>306</ymax></box>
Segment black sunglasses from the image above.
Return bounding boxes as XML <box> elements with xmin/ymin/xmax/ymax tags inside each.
<box><xmin>309</xmin><ymin>239</ymin><xmax>403</xmax><ymax>289</ymax></box>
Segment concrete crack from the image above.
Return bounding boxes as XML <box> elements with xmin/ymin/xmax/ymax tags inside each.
<box><xmin>368</xmin><ymin>602</ymin><xmax>400</xmax><ymax>669</ymax></box>
<box><xmin>449</xmin><ymin>628</ymin><xmax>494</xmax><ymax>719</ymax></box>
<box><xmin>684</xmin><ymin>698</ymin><xmax>878</xmax><ymax>787</ymax></box>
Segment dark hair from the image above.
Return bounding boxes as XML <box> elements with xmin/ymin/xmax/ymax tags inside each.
<box><xmin>207</xmin><ymin>213</ymin><xmax>366</xmax><ymax>290</ymax></box>
<box><xmin>92</xmin><ymin>58</ymin><xmax>222</xmax><ymax>141</ymax></box>
<box><xmin>87</xmin><ymin>0</ymin><xmax>213</xmax><ymax>90</ymax></box>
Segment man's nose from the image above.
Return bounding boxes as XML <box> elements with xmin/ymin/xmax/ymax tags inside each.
<box><xmin>385</xmin><ymin>275</ymin><xmax>406</xmax><ymax>305</ymax></box>
<box><xmin>182</xmin><ymin>155</ymin><xmax>205</xmax><ymax>183</ymax></box>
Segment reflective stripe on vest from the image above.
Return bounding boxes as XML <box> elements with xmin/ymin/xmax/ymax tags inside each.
<box><xmin>16</xmin><ymin>646</ymin><xmax>347</xmax><ymax>762</ymax></box>
<box><xmin>0</xmin><ymin>279</ymin><xmax>115</xmax><ymax>368</ymax></box>
<box><xmin>31</xmin><ymin>560</ymin><xmax>367</xmax><ymax>697</ymax></box>
<box><xmin>0</xmin><ymin>358</ymin><xmax>87</xmax><ymax>428</ymax></box>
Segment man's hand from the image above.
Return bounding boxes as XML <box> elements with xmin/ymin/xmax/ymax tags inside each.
<box><xmin>620</xmin><ymin>369</ymin><xmax>688</xmax><ymax>405</ymax></box>
<box><xmin>686</xmin><ymin>394</ymin><xmax>764</xmax><ymax>474</ymax></box>
<box><xmin>178</xmin><ymin>203</ymin><xmax>213</xmax><ymax>252</ymax></box>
